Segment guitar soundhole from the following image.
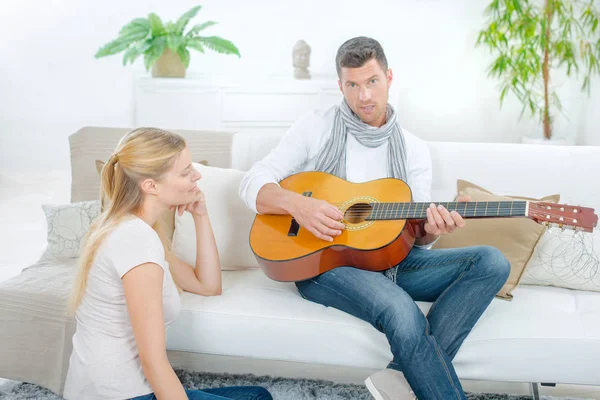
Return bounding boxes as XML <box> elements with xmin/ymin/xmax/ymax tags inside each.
<box><xmin>344</xmin><ymin>203</ymin><xmax>373</xmax><ymax>224</ymax></box>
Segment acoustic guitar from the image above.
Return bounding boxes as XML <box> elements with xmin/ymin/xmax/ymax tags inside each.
<box><xmin>249</xmin><ymin>171</ymin><xmax>598</xmax><ymax>282</ymax></box>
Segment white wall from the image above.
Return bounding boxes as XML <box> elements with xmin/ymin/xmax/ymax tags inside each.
<box><xmin>1</xmin><ymin>0</ymin><xmax>599</xmax><ymax>173</ymax></box>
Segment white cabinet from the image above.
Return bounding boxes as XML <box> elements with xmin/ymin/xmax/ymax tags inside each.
<box><xmin>133</xmin><ymin>73</ymin><xmax>342</xmax><ymax>135</ymax></box>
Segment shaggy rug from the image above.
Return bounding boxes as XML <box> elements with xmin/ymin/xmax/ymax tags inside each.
<box><xmin>0</xmin><ymin>369</ymin><xmax>592</xmax><ymax>399</ymax></box>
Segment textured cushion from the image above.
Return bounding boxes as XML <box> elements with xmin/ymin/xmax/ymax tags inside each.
<box><xmin>521</xmin><ymin>229</ymin><xmax>600</xmax><ymax>292</ymax></box>
<box><xmin>166</xmin><ymin>268</ymin><xmax>600</xmax><ymax>385</ymax></box>
<box><xmin>171</xmin><ymin>163</ymin><xmax>259</xmax><ymax>270</ymax></box>
<box><xmin>433</xmin><ymin>179</ymin><xmax>560</xmax><ymax>299</ymax></box>
<box><xmin>40</xmin><ymin>200</ymin><xmax>101</xmax><ymax>260</ymax></box>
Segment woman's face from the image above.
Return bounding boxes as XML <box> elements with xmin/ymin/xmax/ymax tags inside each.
<box><xmin>155</xmin><ymin>146</ymin><xmax>201</xmax><ymax>207</ymax></box>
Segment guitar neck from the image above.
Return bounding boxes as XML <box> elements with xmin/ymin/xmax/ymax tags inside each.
<box><xmin>368</xmin><ymin>201</ymin><xmax>528</xmax><ymax>220</ymax></box>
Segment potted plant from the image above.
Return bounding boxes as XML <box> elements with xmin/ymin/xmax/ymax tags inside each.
<box><xmin>94</xmin><ymin>5</ymin><xmax>240</xmax><ymax>78</ymax></box>
<box><xmin>476</xmin><ymin>0</ymin><xmax>600</xmax><ymax>143</ymax></box>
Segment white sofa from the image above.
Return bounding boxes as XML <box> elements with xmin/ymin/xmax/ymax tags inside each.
<box><xmin>1</xmin><ymin>126</ymin><xmax>599</xmax><ymax>398</ymax></box>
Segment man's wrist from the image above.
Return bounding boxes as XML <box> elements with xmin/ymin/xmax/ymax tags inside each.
<box><xmin>281</xmin><ymin>190</ymin><xmax>303</xmax><ymax>215</ymax></box>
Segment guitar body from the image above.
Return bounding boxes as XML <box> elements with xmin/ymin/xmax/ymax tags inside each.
<box><xmin>249</xmin><ymin>171</ymin><xmax>417</xmax><ymax>282</ymax></box>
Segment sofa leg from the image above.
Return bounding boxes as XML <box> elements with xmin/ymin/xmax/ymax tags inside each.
<box><xmin>531</xmin><ymin>383</ymin><xmax>540</xmax><ymax>400</ymax></box>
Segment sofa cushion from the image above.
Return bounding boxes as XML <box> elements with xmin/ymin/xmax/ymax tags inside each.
<box><xmin>165</xmin><ymin>268</ymin><xmax>600</xmax><ymax>386</ymax></box>
<box><xmin>521</xmin><ymin>228</ymin><xmax>600</xmax><ymax>292</ymax></box>
<box><xmin>40</xmin><ymin>200</ymin><xmax>101</xmax><ymax>261</ymax></box>
<box><xmin>171</xmin><ymin>163</ymin><xmax>259</xmax><ymax>270</ymax></box>
<box><xmin>433</xmin><ymin>179</ymin><xmax>560</xmax><ymax>299</ymax></box>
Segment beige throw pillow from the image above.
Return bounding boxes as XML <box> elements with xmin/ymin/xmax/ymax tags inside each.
<box><xmin>432</xmin><ymin>179</ymin><xmax>560</xmax><ymax>300</ymax></box>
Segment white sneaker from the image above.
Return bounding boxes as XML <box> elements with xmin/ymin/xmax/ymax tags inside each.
<box><xmin>364</xmin><ymin>369</ymin><xmax>417</xmax><ymax>400</ymax></box>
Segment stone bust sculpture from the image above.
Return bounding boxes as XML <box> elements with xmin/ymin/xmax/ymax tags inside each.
<box><xmin>293</xmin><ymin>40</ymin><xmax>311</xmax><ymax>79</ymax></box>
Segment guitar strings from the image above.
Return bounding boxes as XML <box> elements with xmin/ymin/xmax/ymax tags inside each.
<box><xmin>337</xmin><ymin>207</ymin><xmax>585</xmax><ymax>226</ymax></box>
<box><xmin>313</xmin><ymin>200</ymin><xmax>591</xmax><ymax>227</ymax></box>
<box><xmin>339</xmin><ymin>209</ymin><xmax>582</xmax><ymax>223</ymax></box>
<box><xmin>339</xmin><ymin>203</ymin><xmax>528</xmax><ymax>216</ymax></box>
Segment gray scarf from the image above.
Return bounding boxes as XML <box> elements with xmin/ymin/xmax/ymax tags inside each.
<box><xmin>315</xmin><ymin>99</ymin><xmax>408</xmax><ymax>182</ymax></box>
<box><xmin>315</xmin><ymin>99</ymin><xmax>408</xmax><ymax>283</ymax></box>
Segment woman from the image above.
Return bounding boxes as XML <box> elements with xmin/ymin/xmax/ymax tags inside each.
<box><xmin>63</xmin><ymin>128</ymin><xmax>272</xmax><ymax>400</ymax></box>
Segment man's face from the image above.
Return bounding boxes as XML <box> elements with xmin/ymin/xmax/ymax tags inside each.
<box><xmin>338</xmin><ymin>58</ymin><xmax>393</xmax><ymax>127</ymax></box>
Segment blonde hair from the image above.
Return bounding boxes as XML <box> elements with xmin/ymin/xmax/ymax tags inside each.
<box><xmin>69</xmin><ymin>127</ymin><xmax>186</xmax><ymax>314</ymax></box>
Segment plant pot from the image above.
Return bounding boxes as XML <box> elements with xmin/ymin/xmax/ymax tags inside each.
<box><xmin>151</xmin><ymin>49</ymin><xmax>186</xmax><ymax>78</ymax></box>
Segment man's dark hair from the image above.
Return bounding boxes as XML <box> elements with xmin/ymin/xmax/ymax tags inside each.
<box><xmin>335</xmin><ymin>36</ymin><xmax>388</xmax><ymax>77</ymax></box>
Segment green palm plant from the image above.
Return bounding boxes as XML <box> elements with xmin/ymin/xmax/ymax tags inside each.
<box><xmin>476</xmin><ymin>0</ymin><xmax>600</xmax><ymax>140</ymax></box>
<box><xmin>95</xmin><ymin>5</ymin><xmax>240</xmax><ymax>75</ymax></box>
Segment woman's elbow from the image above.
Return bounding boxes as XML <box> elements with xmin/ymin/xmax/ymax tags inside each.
<box><xmin>191</xmin><ymin>283</ymin><xmax>222</xmax><ymax>296</ymax></box>
<box><xmin>204</xmin><ymin>286</ymin><xmax>222</xmax><ymax>296</ymax></box>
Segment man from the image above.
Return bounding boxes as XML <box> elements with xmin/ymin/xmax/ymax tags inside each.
<box><xmin>239</xmin><ymin>37</ymin><xmax>510</xmax><ymax>400</ymax></box>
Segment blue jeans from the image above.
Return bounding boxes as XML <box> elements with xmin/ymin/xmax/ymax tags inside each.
<box><xmin>130</xmin><ymin>386</ymin><xmax>272</xmax><ymax>400</ymax></box>
<box><xmin>295</xmin><ymin>245</ymin><xmax>510</xmax><ymax>400</ymax></box>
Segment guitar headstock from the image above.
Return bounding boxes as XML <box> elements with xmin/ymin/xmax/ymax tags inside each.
<box><xmin>528</xmin><ymin>202</ymin><xmax>598</xmax><ymax>233</ymax></box>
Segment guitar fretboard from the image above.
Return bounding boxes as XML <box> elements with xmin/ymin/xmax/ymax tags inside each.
<box><xmin>367</xmin><ymin>201</ymin><xmax>528</xmax><ymax>220</ymax></box>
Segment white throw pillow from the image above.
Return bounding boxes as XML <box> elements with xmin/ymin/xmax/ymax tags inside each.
<box><xmin>171</xmin><ymin>163</ymin><xmax>259</xmax><ymax>270</ymax></box>
<box><xmin>521</xmin><ymin>229</ymin><xmax>600</xmax><ymax>292</ymax></box>
<box><xmin>41</xmin><ymin>200</ymin><xmax>101</xmax><ymax>260</ymax></box>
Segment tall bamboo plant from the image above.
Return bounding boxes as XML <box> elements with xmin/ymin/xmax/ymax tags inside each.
<box><xmin>476</xmin><ymin>0</ymin><xmax>600</xmax><ymax>140</ymax></box>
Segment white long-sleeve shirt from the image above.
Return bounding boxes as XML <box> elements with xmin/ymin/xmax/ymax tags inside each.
<box><xmin>239</xmin><ymin>105</ymin><xmax>433</xmax><ymax>214</ymax></box>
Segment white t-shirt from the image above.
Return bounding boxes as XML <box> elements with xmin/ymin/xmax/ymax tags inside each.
<box><xmin>239</xmin><ymin>105</ymin><xmax>433</xmax><ymax>215</ymax></box>
<box><xmin>64</xmin><ymin>217</ymin><xmax>181</xmax><ymax>400</ymax></box>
